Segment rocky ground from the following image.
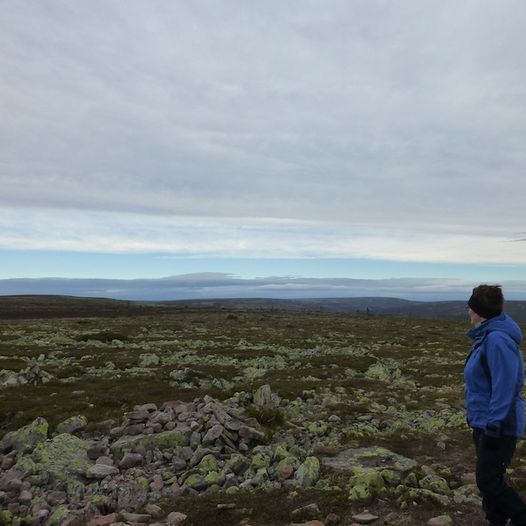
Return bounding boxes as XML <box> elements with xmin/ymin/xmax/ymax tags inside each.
<box><xmin>1</xmin><ymin>308</ymin><xmax>525</xmax><ymax>525</ymax></box>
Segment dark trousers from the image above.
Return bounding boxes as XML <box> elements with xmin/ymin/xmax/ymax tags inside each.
<box><xmin>473</xmin><ymin>428</ymin><xmax>526</xmax><ymax>525</ymax></box>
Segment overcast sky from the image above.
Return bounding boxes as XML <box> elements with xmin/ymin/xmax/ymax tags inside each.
<box><xmin>1</xmin><ymin>1</ymin><xmax>525</xmax><ymax>298</ymax></box>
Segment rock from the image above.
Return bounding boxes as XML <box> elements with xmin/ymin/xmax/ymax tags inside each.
<box><xmin>419</xmin><ymin>474</ymin><xmax>450</xmax><ymax>495</ymax></box>
<box><xmin>351</xmin><ymin>512</ymin><xmax>380</xmax><ymax>524</ymax></box>
<box><xmin>116</xmin><ymin>479</ymin><xmax>148</xmax><ymax>512</ymax></box>
<box><xmin>87</xmin><ymin>442</ymin><xmax>108</xmax><ymax>460</ymax></box>
<box><xmin>120</xmin><ymin>511</ymin><xmax>152</xmax><ymax>522</ymax></box>
<box><xmin>135</xmin><ymin>402</ymin><xmax>158</xmax><ymax>413</ymax></box>
<box><xmin>427</xmin><ymin>516</ymin><xmax>453</xmax><ymax>526</ymax></box>
<box><xmin>0</xmin><ymin>417</ymin><xmax>48</xmax><ymax>453</ymax></box>
<box><xmin>166</xmin><ymin>511</ymin><xmax>188</xmax><ymax>525</ymax></box>
<box><xmin>86</xmin><ymin>464</ymin><xmax>119</xmax><ymax>479</ymax></box>
<box><xmin>19</xmin><ymin>489</ymin><xmax>32</xmax><ymax>502</ymax></box>
<box><xmin>291</xmin><ymin>503</ymin><xmax>321</xmax><ymax>520</ymax></box>
<box><xmin>460</xmin><ymin>472</ymin><xmax>476</xmax><ymax>485</ymax></box>
<box><xmin>202</xmin><ymin>424</ymin><xmax>224</xmax><ymax>445</ymax></box>
<box><xmin>6</xmin><ymin>478</ymin><xmax>23</xmax><ymax>492</ymax></box>
<box><xmin>139</xmin><ymin>353</ymin><xmax>160</xmax><ymax>367</ymax></box>
<box><xmin>253</xmin><ymin>384</ymin><xmax>280</xmax><ymax>407</ymax></box>
<box><xmin>150</xmin><ymin>474</ymin><xmax>164</xmax><ymax>492</ymax></box>
<box><xmin>111</xmin><ymin>428</ymin><xmax>190</xmax><ymax>458</ymax></box>
<box><xmin>15</xmin><ymin>433</ymin><xmax>90</xmax><ymax>489</ymax></box>
<box><xmin>278</xmin><ymin>463</ymin><xmax>294</xmax><ymax>479</ymax></box>
<box><xmin>145</xmin><ymin>503</ymin><xmax>163</xmax><ymax>519</ymax></box>
<box><xmin>322</xmin><ymin>447</ymin><xmax>417</xmax><ymax>474</ymax></box>
<box><xmin>88</xmin><ymin>513</ymin><xmax>117</xmax><ymax>526</ymax></box>
<box><xmin>324</xmin><ymin>513</ymin><xmax>341</xmax><ymax>526</ymax></box>
<box><xmin>56</xmin><ymin>415</ymin><xmax>88</xmax><ymax>435</ymax></box>
<box><xmin>295</xmin><ymin>457</ymin><xmax>320</xmax><ymax>487</ymax></box>
<box><xmin>47</xmin><ymin>505</ymin><xmax>70</xmax><ymax>526</ymax></box>
<box><xmin>95</xmin><ymin>456</ymin><xmax>114</xmax><ymax>466</ymax></box>
<box><xmin>119</xmin><ymin>452</ymin><xmax>144</xmax><ymax>469</ymax></box>
<box><xmin>348</xmin><ymin>469</ymin><xmax>385</xmax><ymax>503</ymax></box>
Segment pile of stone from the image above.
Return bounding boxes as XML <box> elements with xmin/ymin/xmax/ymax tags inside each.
<box><xmin>0</xmin><ymin>359</ymin><xmax>54</xmax><ymax>388</ymax></box>
<box><xmin>0</xmin><ymin>392</ymin><xmax>320</xmax><ymax>525</ymax></box>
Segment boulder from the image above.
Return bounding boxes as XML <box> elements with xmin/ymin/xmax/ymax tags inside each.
<box><xmin>15</xmin><ymin>433</ymin><xmax>90</xmax><ymax>489</ymax></box>
<box><xmin>294</xmin><ymin>457</ymin><xmax>320</xmax><ymax>487</ymax></box>
<box><xmin>56</xmin><ymin>415</ymin><xmax>88</xmax><ymax>435</ymax></box>
<box><xmin>0</xmin><ymin>417</ymin><xmax>48</xmax><ymax>454</ymax></box>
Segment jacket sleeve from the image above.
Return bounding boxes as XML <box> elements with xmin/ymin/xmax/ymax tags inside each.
<box><xmin>484</xmin><ymin>332</ymin><xmax>519</xmax><ymax>437</ymax></box>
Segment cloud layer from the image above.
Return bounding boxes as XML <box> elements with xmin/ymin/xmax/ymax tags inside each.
<box><xmin>2</xmin><ymin>273</ymin><xmax>525</xmax><ymax>301</ymax></box>
<box><xmin>1</xmin><ymin>2</ymin><xmax>526</xmax><ymax>263</ymax></box>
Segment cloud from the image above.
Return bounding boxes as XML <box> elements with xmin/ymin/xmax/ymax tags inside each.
<box><xmin>0</xmin><ymin>206</ymin><xmax>525</xmax><ymax>264</ymax></box>
<box><xmin>1</xmin><ymin>2</ymin><xmax>526</xmax><ymax>263</ymax></box>
<box><xmin>2</xmin><ymin>272</ymin><xmax>525</xmax><ymax>301</ymax></box>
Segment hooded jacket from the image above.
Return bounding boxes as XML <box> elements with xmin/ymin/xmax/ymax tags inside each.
<box><xmin>464</xmin><ymin>313</ymin><xmax>525</xmax><ymax>437</ymax></box>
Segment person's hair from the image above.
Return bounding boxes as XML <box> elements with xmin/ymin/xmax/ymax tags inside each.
<box><xmin>468</xmin><ymin>284</ymin><xmax>504</xmax><ymax>319</ymax></box>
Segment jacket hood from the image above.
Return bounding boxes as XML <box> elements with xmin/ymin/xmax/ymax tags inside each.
<box><xmin>468</xmin><ymin>313</ymin><xmax>523</xmax><ymax>345</ymax></box>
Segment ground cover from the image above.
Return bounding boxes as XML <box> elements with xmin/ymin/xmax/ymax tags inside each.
<box><xmin>1</xmin><ymin>308</ymin><xmax>525</xmax><ymax>525</ymax></box>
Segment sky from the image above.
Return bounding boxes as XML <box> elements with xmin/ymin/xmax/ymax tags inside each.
<box><xmin>1</xmin><ymin>1</ymin><xmax>525</xmax><ymax>300</ymax></box>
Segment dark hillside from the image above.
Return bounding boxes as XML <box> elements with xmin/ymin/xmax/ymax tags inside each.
<box><xmin>1</xmin><ymin>295</ymin><xmax>526</xmax><ymax>322</ymax></box>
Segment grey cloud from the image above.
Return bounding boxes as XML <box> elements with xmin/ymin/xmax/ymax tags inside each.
<box><xmin>1</xmin><ymin>1</ymin><xmax>526</xmax><ymax>238</ymax></box>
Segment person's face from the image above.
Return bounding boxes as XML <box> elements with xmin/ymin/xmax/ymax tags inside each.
<box><xmin>468</xmin><ymin>307</ymin><xmax>485</xmax><ymax>325</ymax></box>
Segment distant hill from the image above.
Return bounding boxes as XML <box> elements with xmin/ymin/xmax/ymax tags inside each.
<box><xmin>1</xmin><ymin>294</ymin><xmax>526</xmax><ymax>322</ymax></box>
<box><xmin>161</xmin><ymin>297</ymin><xmax>526</xmax><ymax>322</ymax></box>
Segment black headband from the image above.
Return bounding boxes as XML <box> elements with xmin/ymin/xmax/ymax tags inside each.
<box><xmin>468</xmin><ymin>294</ymin><xmax>502</xmax><ymax>320</ymax></box>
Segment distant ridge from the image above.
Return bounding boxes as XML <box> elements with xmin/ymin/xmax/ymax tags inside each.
<box><xmin>1</xmin><ymin>295</ymin><xmax>526</xmax><ymax>322</ymax></box>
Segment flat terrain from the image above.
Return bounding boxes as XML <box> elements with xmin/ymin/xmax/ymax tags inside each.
<box><xmin>1</xmin><ymin>303</ymin><xmax>526</xmax><ymax>525</ymax></box>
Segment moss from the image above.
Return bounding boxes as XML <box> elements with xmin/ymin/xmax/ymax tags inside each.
<box><xmin>26</xmin><ymin>433</ymin><xmax>90</xmax><ymax>488</ymax></box>
<box><xmin>197</xmin><ymin>454</ymin><xmax>218</xmax><ymax>473</ymax></box>
<box><xmin>0</xmin><ymin>511</ymin><xmax>13</xmax><ymax>526</ymax></box>
<box><xmin>47</xmin><ymin>505</ymin><xmax>70</xmax><ymax>526</ymax></box>
<box><xmin>0</xmin><ymin>417</ymin><xmax>48</xmax><ymax>453</ymax></box>
<box><xmin>295</xmin><ymin>456</ymin><xmax>320</xmax><ymax>487</ymax></box>
<box><xmin>347</xmin><ymin>468</ymin><xmax>386</xmax><ymax>502</ymax></box>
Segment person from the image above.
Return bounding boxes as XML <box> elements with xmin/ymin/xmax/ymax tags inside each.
<box><xmin>464</xmin><ymin>284</ymin><xmax>526</xmax><ymax>526</ymax></box>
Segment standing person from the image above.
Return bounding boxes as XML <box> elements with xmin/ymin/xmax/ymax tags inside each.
<box><xmin>464</xmin><ymin>284</ymin><xmax>526</xmax><ymax>526</ymax></box>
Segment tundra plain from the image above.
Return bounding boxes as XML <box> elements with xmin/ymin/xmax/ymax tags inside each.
<box><xmin>1</xmin><ymin>300</ymin><xmax>525</xmax><ymax>525</ymax></box>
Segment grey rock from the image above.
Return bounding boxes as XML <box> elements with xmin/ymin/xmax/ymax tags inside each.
<box><xmin>55</xmin><ymin>415</ymin><xmax>87</xmax><ymax>435</ymax></box>
<box><xmin>291</xmin><ymin>503</ymin><xmax>321</xmax><ymax>519</ymax></box>
<box><xmin>117</xmin><ymin>480</ymin><xmax>148</xmax><ymax>512</ymax></box>
<box><xmin>86</xmin><ymin>464</ymin><xmax>119</xmax><ymax>479</ymax></box>
<box><xmin>202</xmin><ymin>424</ymin><xmax>224</xmax><ymax>445</ymax></box>
<box><xmin>87</xmin><ymin>442</ymin><xmax>108</xmax><ymax>460</ymax></box>
<box><xmin>95</xmin><ymin>456</ymin><xmax>114</xmax><ymax>466</ymax></box>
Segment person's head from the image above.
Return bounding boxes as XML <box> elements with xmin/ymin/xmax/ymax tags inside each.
<box><xmin>467</xmin><ymin>284</ymin><xmax>504</xmax><ymax>325</ymax></box>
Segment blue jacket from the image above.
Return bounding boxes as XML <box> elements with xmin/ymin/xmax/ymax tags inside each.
<box><xmin>464</xmin><ymin>313</ymin><xmax>525</xmax><ymax>437</ymax></box>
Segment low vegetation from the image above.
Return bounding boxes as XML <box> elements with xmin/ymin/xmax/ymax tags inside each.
<box><xmin>0</xmin><ymin>303</ymin><xmax>524</xmax><ymax>525</ymax></box>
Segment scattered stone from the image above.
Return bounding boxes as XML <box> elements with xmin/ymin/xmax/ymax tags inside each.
<box><xmin>0</xmin><ymin>417</ymin><xmax>48</xmax><ymax>453</ymax></box>
<box><xmin>120</xmin><ymin>511</ymin><xmax>151</xmax><ymax>522</ymax></box>
<box><xmin>56</xmin><ymin>415</ymin><xmax>88</xmax><ymax>435</ymax></box>
<box><xmin>351</xmin><ymin>512</ymin><xmax>380</xmax><ymax>524</ymax></box>
<box><xmin>88</xmin><ymin>513</ymin><xmax>117</xmax><ymax>526</ymax></box>
<box><xmin>295</xmin><ymin>457</ymin><xmax>320</xmax><ymax>487</ymax></box>
<box><xmin>119</xmin><ymin>452</ymin><xmax>144</xmax><ymax>469</ymax></box>
<box><xmin>324</xmin><ymin>513</ymin><xmax>341</xmax><ymax>526</ymax></box>
<box><xmin>15</xmin><ymin>433</ymin><xmax>90</xmax><ymax>488</ymax></box>
<box><xmin>253</xmin><ymin>384</ymin><xmax>281</xmax><ymax>408</ymax></box>
<box><xmin>291</xmin><ymin>503</ymin><xmax>321</xmax><ymax>520</ymax></box>
<box><xmin>86</xmin><ymin>464</ymin><xmax>119</xmax><ymax>479</ymax></box>
<box><xmin>166</xmin><ymin>511</ymin><xmax>188</xmax><ymax>525</ymax></box>
<box><xmin>145</xmin><ymin>503</ymin><xmax>163</xmax><ymax>518</ymax></box>
<box><xmin>427</xmin><ymin>515</ymin><xmax>453</xmax><ymax>526</ymax></box>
